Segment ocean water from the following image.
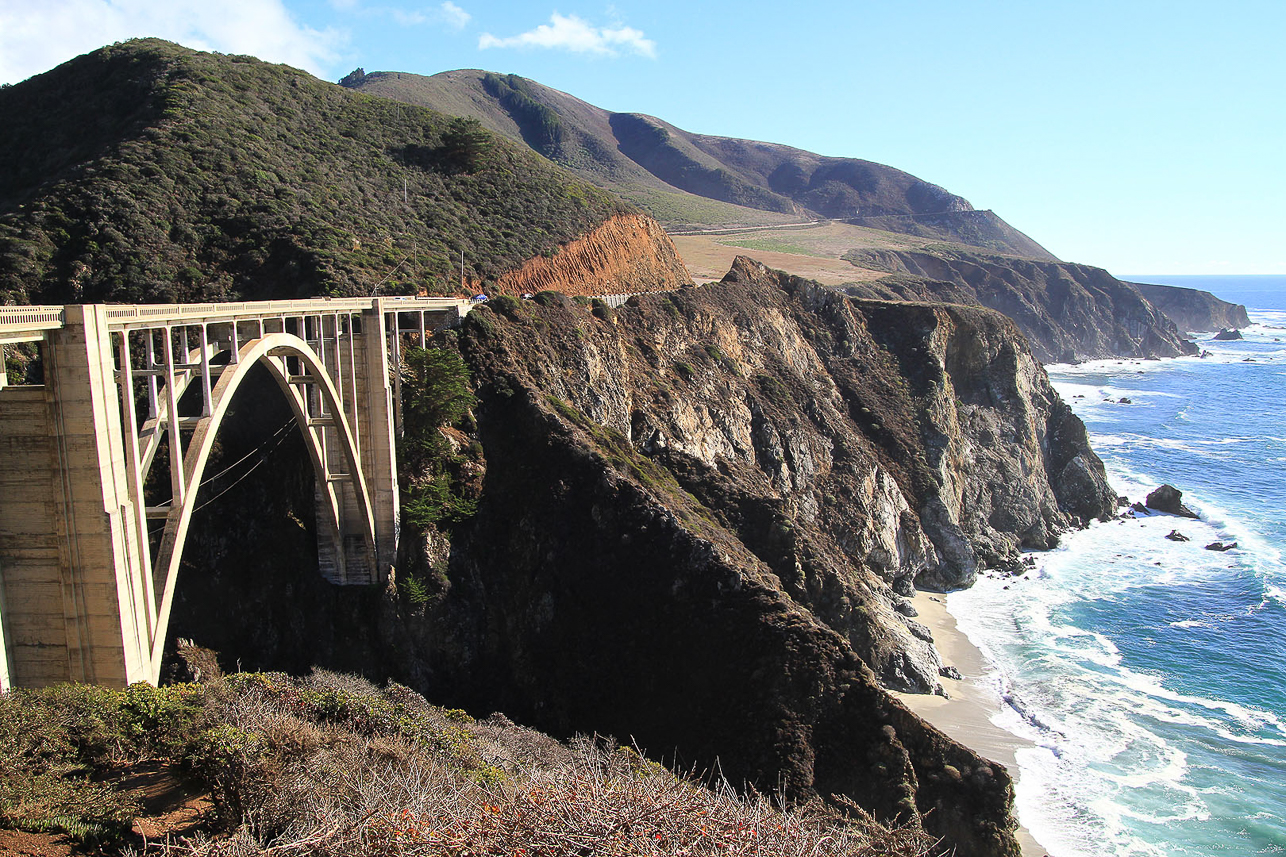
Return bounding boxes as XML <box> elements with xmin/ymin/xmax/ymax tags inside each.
<box><xmin>948</xmin><ymin>275</ymin><xmax>1286</xmax><ymax>856</ymax></box>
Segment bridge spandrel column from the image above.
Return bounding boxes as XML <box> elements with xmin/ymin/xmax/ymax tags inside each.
<box><xmin>358</xmin><ymin>304</ymin><xmax>399</xmax><ymax>579</ymax></box>
<box><xmin>35</xmin><ymin>306</ymin><xmax>151</xmax><ymax>687</ymax></box>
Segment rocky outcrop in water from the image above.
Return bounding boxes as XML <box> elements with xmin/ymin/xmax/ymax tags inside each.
<box><xmin>1131</xmin><ymin>282</ymin><xmax>1250</xmax><ymax>334</ymax></box>
<box><xmin>1147</xmin><ymin>484</ymin><xmax>1199</xmax><ymax>518</ymax></box>
<box><xmin>844</xmin><ymin>247</ymin><xmax>1198</xmax><ymax>363</ymax></box>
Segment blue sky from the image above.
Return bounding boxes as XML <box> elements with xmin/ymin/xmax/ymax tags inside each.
<box><xmin>2</xmin><ymin>0</ymin><xmax>1283</xmax><ymax>275</ymax></box>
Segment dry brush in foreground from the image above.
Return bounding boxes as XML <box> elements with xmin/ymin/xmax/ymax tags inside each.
<box><xmin>1</xmin><ymin>665</ymin><xmax>941</xmax><ymax>857</ymax></box>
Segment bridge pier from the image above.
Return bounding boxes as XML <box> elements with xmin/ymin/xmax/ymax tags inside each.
<box><xmin>0</xmin><ymin>306</ymin><xmax>151</xmax><ymax>687</ymax></box>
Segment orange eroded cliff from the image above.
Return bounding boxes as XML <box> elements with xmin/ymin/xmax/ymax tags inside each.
<box><xmin>490</xmin><ymin>214</ymin><xmax>690</xmax><ymax>297</ymax></box>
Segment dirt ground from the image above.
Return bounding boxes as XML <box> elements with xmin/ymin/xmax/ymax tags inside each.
<box><xmin>671</xmin><ymin>221</ymin><xmax>930</xmax><ymax>285</ymax></box>
<box><xmin>0</xmin><ymin>761</ymin><xmax>213</xmax><ymax>856</ymax></box>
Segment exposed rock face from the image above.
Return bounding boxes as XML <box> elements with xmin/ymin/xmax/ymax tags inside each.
<box><xmin>165</xmin><ymin>259</ymin><xmax>1119</xmax><ymax>857</ymax></box>
<box><xmin>491</xmin><ymin>213</ymin><xmax>690</xmax><ymax>297</ymax></box>
<box><xmin>1131</xmin><ymin>282</ymin><xmax>1250</xmax><ymax>334</ymax></box>
<box><xmin>844</xmin><ymin>248</ymin><xmax>1198</xmax><ymax>363</ymax></box>
<box><xmin>1213</xmin><ymin>328</ymin><xmax>1244</xmax><ymax>341</ymax></box>
<box><xmin>1146</xmin><ymin>484</ymin><xmax>1199</xmax><ymax>518</ymax></box>
<box><xmin>377</xmin><ymin>259</ymin><xmax>1115</xmax><ymax>857</ymax></box>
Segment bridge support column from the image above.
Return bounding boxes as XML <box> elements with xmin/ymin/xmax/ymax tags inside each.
<box><xmin>0</xmin><ymin>558</ymin><xmax>13</xmax><ymax>690</ymax></box>
<box><xmin>359</xmin><ymin>301</ymin><xmax>400</xmax><ymax>578</ymax></box>
<box><xmin>0</xmin><ymin>306</ymin><xmax>150</xmax><ymax>687</ymax></box>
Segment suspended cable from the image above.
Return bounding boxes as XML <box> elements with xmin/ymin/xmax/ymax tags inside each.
<box><xmin>145</xmin><ymin>419</ymin><xmax>295</xmax><ymax>519</ymax></box>
<box><xmin>191</xmin><ymin>423</ymin><xmax>296</xmax><ymax>515</ymax></box>
<box><xmin>195</xmin><ymin>419</ymin><xmax>295</xmax><ymax>489</ymax></box>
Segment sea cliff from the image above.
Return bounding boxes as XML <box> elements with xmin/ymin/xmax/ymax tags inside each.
<box><xmin>844</xmin><ymin>247</ymin><xmax>1198</xmax><ymax>362</ymax></box>
<box><xmin>161</xmin><ymin>259</ymin><xmax>1117</xmax><ymax>856</ymax></box>
<box><xmin>381</xmin><ymin>259</ymin><xmax>1114</xmax><ymax>856</ymax></box>
<box><xmin>1130</xmin><ymin>281</ymin><xmax>1251</xmax><ymax>334</ymax></box>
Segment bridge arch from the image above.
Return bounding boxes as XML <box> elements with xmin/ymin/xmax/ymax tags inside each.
<box><xmin>146</xmin><ymin>332</ymin><xmax>377</xmax><ymax>679</ymax></box>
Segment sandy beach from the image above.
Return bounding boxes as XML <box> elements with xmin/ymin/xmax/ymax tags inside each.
<box><xmin>892</xmin><ymin>590</ymin><xmax>1051</xmax><ymax>857</ymax></box>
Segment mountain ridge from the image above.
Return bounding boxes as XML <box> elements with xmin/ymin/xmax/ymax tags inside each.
<box><xmin>343</xmin><ymin>68</ymin><xmax>1057</xmax><ymax>258</ymax></box>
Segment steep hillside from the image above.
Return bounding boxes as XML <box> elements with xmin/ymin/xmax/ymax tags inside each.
<box><xmin>844</xmin><ymin>247</ymin><xmax>1198</xmax><ymax>362</ymax></box>
<box><xmin>342</xmin><ymin>69</ymin><xmax>1055</xmax><ymax>257</ymax></box>
<box><xmin>0</xmin><ymin>41</ymin><xmax>692</xmax><ymax>306</ymax></box>
<box><xmin>492</xmin><ymin>212</ymin><xmax>688</xmax><ymax>296</ymax></box>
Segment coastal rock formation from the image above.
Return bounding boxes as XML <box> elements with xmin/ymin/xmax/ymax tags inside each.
<box><xmin>1147</xmin><ymin>484</ymin><xmax>1199</xmax><ymax>518</ymax></box>
<box><xmin>490</xmin><ymin>213</ymin><xmax>689</xmax><ymax>297</ymax></box>
<box><xmin>159</xmin><ymin>261</ymin><xmax>1119</xmax><ymax>857</ymax></box>
<box><xmin>370</xmin><ymin>259</ymin><xmax>1116</xmax><ymax>856</ymax></box>
<box><xmin>1131</xmin><ymin>281</ymin><xmax>1250</xmax><ymax>334</ymax></box>
<box><xmin>843</xmin><ymin>247</ymin><xmax>1198</xmax><ymax>363</ymax></box>
<box><xmin>1214</xmin><ymin>328</ymin><xmax>1244</xmax><ymax>341</ymax></box>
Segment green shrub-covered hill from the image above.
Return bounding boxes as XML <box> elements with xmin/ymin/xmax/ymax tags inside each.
<box><xmin>0</xmin><ymin>39</ymin><xmax>629</xmax><ymax>306</ymax></box>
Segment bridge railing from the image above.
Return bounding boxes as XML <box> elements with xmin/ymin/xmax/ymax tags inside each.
<box><xmin>102</xmin><ymin>297</ymin><xmax>472</xmax><ymax>331</ymax></box>
<box><xmin>2</xmin><ymin>297</ymin><xmax>474</xmax><ymax>340</ymax></box>
<box><xmin>0</xmin><ymin>305</ymin><xmax>66</xmax><ymax>343</ymax></box>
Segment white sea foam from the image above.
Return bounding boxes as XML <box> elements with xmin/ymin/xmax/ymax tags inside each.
<box><xmin>949</xmin><ymin>495</ymin><xmax>1286</xmax><ymax>854</ymax></box>
<box><xmin>955</xmin><ymin>332</ymin><xmax>1286</xmax><ymax>853</ymax></box>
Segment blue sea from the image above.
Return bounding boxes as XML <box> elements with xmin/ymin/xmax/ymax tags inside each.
<box><xmin>948</xmin><ymin>275</ymin><xmax>1286</xmax><ymax>856</ymax></box>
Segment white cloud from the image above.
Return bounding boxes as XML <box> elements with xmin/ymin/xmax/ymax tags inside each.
<box><xmin>0</xmin><ymin>0</ymin><xmax>346</xmax><ymax>85</ymax></box>
<box><xmin>479</xmin><ymin>12</ymin><xmax>655</xmax><ymax>58</ymax></box>
<box><xmin>439</xmin><ymin>1</ymin><xmax>470</xmax><ymax>30</ymax></box>
<box><xmin>388</xmin><ymin>2</ymin><xmax>470</xmax><ymax>29</ymax></box>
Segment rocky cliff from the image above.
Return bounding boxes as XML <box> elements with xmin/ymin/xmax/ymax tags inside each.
<box><xmin>845</xmin><ymin>247</ymin><xmax>1199</xmax><ymax>363</ymax></box>
<box><xmin>380</xmin><ymin>260</ymin><xmax>1112</xmax><ymax>856</ymax></box>
<box><xmin>1130</xmin><ymin>281</ymin><xmax>1251</xmax><ymax>334</ymax></box>
<box><xmin>491</xmin><ymin>213</ymin><xmax>689</xmax><ymax>297</ymax></box>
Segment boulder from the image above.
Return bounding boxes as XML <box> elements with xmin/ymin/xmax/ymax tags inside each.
<box><xmin>1165</xmin><ymin>530</ymin><xmax>1190</xmax><ymax>542</ymax></box>
<box><xmin>1213</xmin><ymin>328</ymin><xmax>1243</xmax><ymax>341</ymax></box>
<box><xmin>1204</xmin><ymin>541</ymin><xmax>1238</xmax><ymax>552</ymax></box>
<box><xmin>1146</xmin><ymin>484</ymin><xmax>1199</xmax><ymax>518</ymax></box>
<box><xmin>1131</xmin><ymin>501</ymin><xmax>1150</xmax><ymax>515</ymax></box>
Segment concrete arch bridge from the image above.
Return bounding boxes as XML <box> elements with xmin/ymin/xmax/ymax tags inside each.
<box><xmin>0</xmin><ymin>297</ymin><xmax>471</xmax><ymax>689</ymax></box>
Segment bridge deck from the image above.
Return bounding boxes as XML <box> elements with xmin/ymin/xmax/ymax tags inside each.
<box><xmin>0</xmin><ymin>306</ymin><xmax>66</xmax><ymax>344</ymax></box>
<box><xmin>1</xmin><ymin>297</ymin><xmax>472</xmax><ymax>341</ymax></box>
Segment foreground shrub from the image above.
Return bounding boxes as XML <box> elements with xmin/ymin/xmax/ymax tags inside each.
<box><xmin>0</xmin><ymin>682</ymin><xmax>201</xmax><ymax>846</ymax></box>
<box><xmin>0</xmin><ymin>669</ymin><xmax>938</xmax><ymax>857</ymax></box>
